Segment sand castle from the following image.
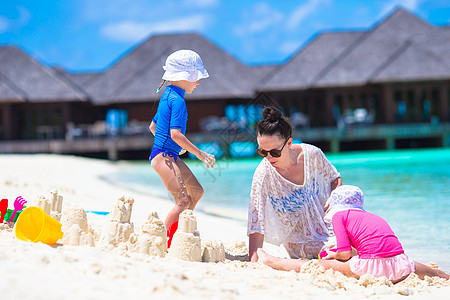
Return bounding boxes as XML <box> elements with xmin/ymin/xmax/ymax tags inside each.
<box><xmin>34</xmin><ymin>190</ymin><xmax>63</xmax><ymax>221</ymax></box>
<box><xmin>167</xmin><ymin>210</ymin><xmax>202</xmax><ymax>261</ymax></box>
<box><xmin>202</xmin><ymin>240</ymin><xmax>225</xmax><ymax>263</ymax></box>
<box><xmin>123</xmin><ymin>211</ymin><xmax>168</xmax><ymax>257</ymax></box>
<box><xmin>29</xmin><ymin>192</ymin><xmax>226</xmax><ymax>262</ymax></box>
<box><xmin>137</xmin><ymin>211</ymin><xmax>167</xmax><ymax>257</ymax></box>
<box><xmin>98</xmin><ymin>196</ymin><xmax>135</xmax><ymax>248</ymax></box>
<box><xmin>60</xmin><ymin>208</ymin><xmax>95</xmax><ymax>247</ymax></box>
<box><xmin>165</xmin><ymin>210</ymin><xmax>225</xmax><ymax>263</ymax></box>
<box><xmin>43</xmin><ymin>193</ymin><xmax>224</xmax><ymax>262</ymax></box>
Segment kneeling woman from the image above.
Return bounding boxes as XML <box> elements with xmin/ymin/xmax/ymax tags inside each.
<box><xmin>248</xmin><ymin>107</ymin><xmax>342</xmax><ymax>262</ymax></box>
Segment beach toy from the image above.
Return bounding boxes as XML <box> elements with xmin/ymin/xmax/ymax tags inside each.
<box><xmin>318</xmin><ymin>248</ymin><xmax>337</xmax><ymax>259</ymax></box>
<box><xmin>15</xmin><ymin>206</ymin><xmax>64</xmax><ymax>245</ymax></box>
<box><xmin>3</xmin><ymin>208</ymin><xmax>25</xmax><ymax>223</ymax></box>
<box><xmin>167</xmin><ymin>221</ymin><xmax>178</xmax><ymax>248</ymax></box>
<box><xmin>0</xmin><ymin>199</ymin><xmax>7</xmax><ymax>223</ymax></box>
<box><xmin>9</xmin><ymin>196</ymin><xmax>27</xmax><ymax>223</ymax></box>
<box><xmin>85</xmin><ymin>210</ymin><xmax>109</xmax><ymax>216</ymax></box>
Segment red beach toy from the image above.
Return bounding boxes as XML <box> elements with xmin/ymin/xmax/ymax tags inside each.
<box><xmin>0</xmin><ymin>199</ymin><xmax>8</xmax><ymax>223</ymax></box>
<box><xmin>167</xmin><ymin>221</ymin><xmax>178</xmax><ymax>248</ymax></box>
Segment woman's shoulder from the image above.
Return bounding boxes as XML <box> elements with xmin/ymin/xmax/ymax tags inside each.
<box><xmin>253</xmin><ymin>159</ymin><xmax>270</xmax><ymax>177</ymax></box>
<box><xmin>298</xmin><ymin>143</ymin><xmax>322</xmax><ymax>154</ymax></box>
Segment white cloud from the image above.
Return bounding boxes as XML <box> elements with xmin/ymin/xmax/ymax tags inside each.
<box><xmin>17</xmin><ymin>6</ymin><xmax>31</xmax><ymax>26</ymax></box>
<box><xmin>279</xmin><ymin>40</ymin><xmax>301</xmax><ymax>55</ymax></box>
<box><xmin>286</xmin><ymin>0</ymin><xmax>330</xmax><ymax>30</ymax></box>
<box><xmin>80</xmin><ymin>0</ymin><xmax>156</xmax><ymax>23</ymax></box>
<box><xmin>378</xmin><ymin>0</ymin><xmax>424</xmax><ymax>18</ymax></box>
<box><xmin>234</xmin><ymin>2</ymin><xmax>283</xmax><ymax>36</ymax></box>
<box><xmin>183</xmin><ymin>0</ymin><xmax>219</xmax><ymax>8</ymax></box>
<box><xmin>80</xmin><ymin>0</ymin><xmax>217</xmax><ymax>24</ymax></box>
<box><xmin>0</xmin><ymin>16</ymin><xmax>10</xmax><ymax>33</ymax></box>
<box><xmin>101</xmin><ymin>14</ymin><xmax>210</xmax><ymax>42</ymax></box>
<box><xmin>0</xmin><ymin>6</ymin><xmax>31</xmax><ymax>33</ymax></box>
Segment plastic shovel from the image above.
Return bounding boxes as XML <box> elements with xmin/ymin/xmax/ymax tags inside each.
<box><xmin>9</xmin><ymin>196</ymin><xmax>27</xmax><ymax>223</ymax></box>
<box><xmin>0</xmin><ymin>199</ymin><xmax>7</xmax><ymax>223</ymax></box>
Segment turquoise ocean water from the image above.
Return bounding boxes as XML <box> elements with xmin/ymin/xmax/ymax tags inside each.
<box><xmin>104</xmin><ymin>148</ymin><xmax>450</xmax><ymax>272</ymax></box>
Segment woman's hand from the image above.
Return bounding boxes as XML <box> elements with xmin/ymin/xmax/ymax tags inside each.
<box><xmin>249</xmin><ymin>233</ymin><xmax>264</xmax><ymax>262</ymax></box>
<box><xmin>196</xmin><ymin>150</ymin><xmax>215</xmax><ymax>168</ymax></box>
<box><xmin>324</xmin><ymin>199</ymin><xmax>330</xmax><ymax>211</ymax></box>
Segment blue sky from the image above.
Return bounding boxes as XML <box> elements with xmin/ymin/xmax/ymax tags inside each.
<box><xmin>1</xmin><ymin>0</ymin><xmax>449</xmax><ymax>72</ymax></box>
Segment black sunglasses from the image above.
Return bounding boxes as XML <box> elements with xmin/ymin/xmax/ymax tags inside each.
<box><xmin>256</xmin><ymin>137</ymin><xmax>290</xmax><ymax>158</ymax></box>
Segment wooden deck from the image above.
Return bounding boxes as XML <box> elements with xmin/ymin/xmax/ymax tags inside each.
<box><xmin>294</xmin><ymin>122</ymin><xmax>450</xmax><ymax>152</ymax></box>
<box><xmin>0</xmin><ymin>135</ymin><xmax>154</xmax><ymax>160</ymax></box>
<box><xmin>0</xmin><ymin>123</ymin><xmax>449</xmax><ymax>160</ymax></box>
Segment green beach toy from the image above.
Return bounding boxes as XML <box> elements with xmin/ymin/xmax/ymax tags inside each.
<box><xmin>3</xmin><ymin>207</ymin><xmax>25</xmax><ymax>223</ymax></box>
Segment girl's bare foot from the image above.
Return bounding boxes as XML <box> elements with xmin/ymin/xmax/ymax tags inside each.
<box><xmin>257</xmin><ymin>248</ymin><xmax>276</xmax><ymax>267</ymax></box>
<box><xmin>425</xmin><ymin>262</ymin><xmax>440</xmax><ymax>270</ymax></box>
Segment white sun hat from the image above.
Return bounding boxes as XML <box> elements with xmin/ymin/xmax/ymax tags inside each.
<box><xmin>324</xmin><ymin>185</ymin><xmax>365</xmax><ymax>223</ymax></box>
<box><xmin>162</xmin><ymin>50</ymin><xmax>209</xmax><ymax>82</ymax></box>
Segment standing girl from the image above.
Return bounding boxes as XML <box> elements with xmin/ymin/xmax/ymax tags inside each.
<box><xmin>257</xmin><ymin>185</ymin><xmax>450</xmax><ymax>283</ymax></box>
<box><xmin>149</xmin><ymin>50</ymin><xmax>215</xmax><ymax>245</ymax></box>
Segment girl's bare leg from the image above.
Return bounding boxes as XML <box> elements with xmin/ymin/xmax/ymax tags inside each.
<box><xmin>151</xmin><ymin>154</ymin><xmax>202</xmax><ymax>229</ymax></box>
<box><xmin>257</xmin><ymin>249</ymin><xmax>305</xmax><ymax>272</ymax></box>
<box><xmin>414</xmin><ymin>261</ymin><xmax>450</xmax><ymax>280</ymax></box>
<box><xmin>175</xmin><ymin>158</ymin><xmax>204</xmax><ymax>210</ymax></box>
<box><xmin>257</xmin><ymin>249</ymin><xmax>359</xmax><ymax>278</ymax></box>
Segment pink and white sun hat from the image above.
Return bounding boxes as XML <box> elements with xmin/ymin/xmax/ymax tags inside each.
<box><xmin>162</xmin><ymin>50</ymin><xmax>209</xmax><ymax>82</ymax></box>
<box><xmin>324</xmin><ymin>185</ymin><xmax>365</xmax><ymax>223</ymax></box>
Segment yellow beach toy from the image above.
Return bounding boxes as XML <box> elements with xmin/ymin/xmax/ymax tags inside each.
<box><xmin>15</xmin><ymin>206</ymin><xmax>63</xmax><ymax>245</ymax></box>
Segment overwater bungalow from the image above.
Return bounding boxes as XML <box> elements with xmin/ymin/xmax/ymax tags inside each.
<box><xmin>0</xmin><ymin>8</ymin><xmax>449</xmax><ymax>158</ymax></box>
<box><xmin>258</xmin><ymin>8</ymin><xmax>450</xmax><ymax>151</ymax></box>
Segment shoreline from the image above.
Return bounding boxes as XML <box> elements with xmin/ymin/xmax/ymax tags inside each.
<box><xmin>99</xmin><ymin>158</ymin><xmax>250</xmax><ymax>222</ymax></box>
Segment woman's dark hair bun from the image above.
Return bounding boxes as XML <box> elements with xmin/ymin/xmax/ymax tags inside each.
<box><xmin>257</xmin><ymin>106</ymin><xmax>292</xmax><ymax>139</ymax></box>
<box><xmin>262</xmin><ymin>107</ymin><xmax>283</xmax><ymax>121</ymax></box>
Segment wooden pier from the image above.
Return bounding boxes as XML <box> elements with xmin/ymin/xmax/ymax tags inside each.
<box><xmin>0</xmin><ymin>135</ymin><xmax>154</xmax><ymax>161</ymax></box>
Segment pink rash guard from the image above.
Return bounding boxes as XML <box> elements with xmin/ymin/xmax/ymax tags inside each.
<box><xmin>332</xmin><ymin>209</ymin><xmax>404</xmax><ymax>259</ymax></box>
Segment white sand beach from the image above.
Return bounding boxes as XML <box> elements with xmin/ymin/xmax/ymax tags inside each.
<box><xmin>0</xmin><ymin>154</ymin><xmax>449</xmax><ymax>299</ymax></box>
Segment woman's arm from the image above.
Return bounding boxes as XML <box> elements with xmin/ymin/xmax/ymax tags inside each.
<box><xmin>171</xmin><ymin>129</ymin><xmax>215</xmax><ymax>168</ymax></box>
<box><xmin>324</xmin><ymin>177</ymin><xmax>342</xmax><ymax>209</ymax></box>
<box><xmin>331</xmin><ymin>177</ymin><xmax>342</xmax><ymax>191</ymax></box>
<box><xmin>249</xmin><ymin>233</ymin><xmax>264</xmax><ymax>262</ymax></box>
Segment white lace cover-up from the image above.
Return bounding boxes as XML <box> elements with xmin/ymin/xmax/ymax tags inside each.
<box><xmin>248</xmin><ymin>144</ymin><xmax>341</xmax><ymax>259</ymax></box>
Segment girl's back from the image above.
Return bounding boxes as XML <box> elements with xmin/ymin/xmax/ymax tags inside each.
<box><xmin>332</xmin><ymin>210</ymin><xmax>404</xmax><ymax>259</ymax></box>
